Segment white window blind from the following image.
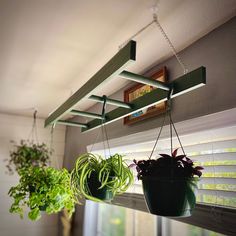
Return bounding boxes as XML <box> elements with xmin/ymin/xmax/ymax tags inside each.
<box><xmin>88</xmin><ymin>108</ymin><xmax>236</xmax><ymax>235</ymax></box>
<box><xmin>92</xmin><ymin>125</ymin><xmax>236</xmax><ymax>209</ymax></box>
<box><xmin>122</xmin><ymin>133</ymin><xmax>236</xmax><ymax>209</ymax></box>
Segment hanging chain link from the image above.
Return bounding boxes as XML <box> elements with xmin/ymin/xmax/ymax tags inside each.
<box><xmin>153</xmin><ymin>13</ymin><xmax>188</xmax><ymax>74</ymax></box>
<box><xmin>119</xmin><ymin>2</ymin><xmax>188</xmax><ymax>75</ymax></box>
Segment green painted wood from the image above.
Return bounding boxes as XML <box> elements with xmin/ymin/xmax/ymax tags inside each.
<box><xmin>89</xmin><ymin>95</ymin><xmax>132</xmax><ymax>109</ymax></box>
<box><xmin>45</xmin><ymin>40</ymin><xmax>136</xmax><ymax>127</ymax></box>
<box><xmin>70</xmin><ymin>110</ymin><xmax>103</xmax><ymax>119</ymax></box>
<box><xmin>57</xmin><ymin>120</ymin><xmax>88</xmax><ymax>128</ymax></box>
<box><xmin>82</xmin><ymin>67</ymin><xmax>206</xmax><ymax>132</ymax></box>
<box><xmin>120</xmin><ymin>70</ymin><xmax>170</xmax><ymax>91</ymax></box>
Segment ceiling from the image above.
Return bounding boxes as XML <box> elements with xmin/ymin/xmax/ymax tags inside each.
<box><xmin>0</xmin><ymin>0</ymin><xmax>235</xmax><ymax>119</ymax></box>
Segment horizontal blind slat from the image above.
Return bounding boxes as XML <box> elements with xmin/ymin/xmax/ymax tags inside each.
<box><xmin>191</xmin><ymin>152</ymin><xmax>236</xmax><ymax>162</ymax></box>
<box><xmin>117</xmin><ymin>139</ymin><xmax>236</xmax><ymax>158</ymax></box>
<box><xmin>202</xmin><ymin>165</ymin><xmax>236</xmax><ymax>172</ymax></box>
<box><xmin>199</xmin><ymin>177</ymin><xmax>236</xmax><ymax>184</ymax></box>
<box><xmin>198</xmin><ymin>189</ymin><xmax>236</xmax><ymax>198</ymax></box>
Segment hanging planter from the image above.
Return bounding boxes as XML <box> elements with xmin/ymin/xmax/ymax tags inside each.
<box><xmin>71</xmin><ymin>153</ymin><xmax>133</xmax><ymax>202</ymax></box>
<box><xmin>130</xmin><ymin>99</ymin><xmax>204</xmax><ymax>217</ymax></box>
<box><xmin>134</xmin><ymin>149</ymin><xmax>203</xmax><ymax>217</ymax></box>
<box><xmin>7</xmin><ymin>111</ymin><xmax>78</xmax><ymax>221</ymax></box>
<box><xmin>6</xmin><ymin>111</ymin><xmax>50</xmax><ymax>175</ymax></box>
<box><xmin>8</xmin><ymin>166</ymin><xmax>78</xmax><ymax>221</ymax></box>
<box><xmin>6</xmin><ymin>140</ymin><xmax>50</xmax><ymax>175</ymax></box>
<box><xmin>71</xmin><ymin>96</ymin><xmax>133</xmax><ymax>202</ymax></box>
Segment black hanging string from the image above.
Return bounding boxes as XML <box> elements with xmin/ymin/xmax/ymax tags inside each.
<box><xmin>101</xmin><ymin>95</ymin><xmax>111</xmax><ymax>158</ymax></box>
<box><xmin>148</xmin><ymin>112</ymin><xmax>167</xmax><ymax>159</ymax></box>
<box><xmin>149</xmin><ymin>87</ymin><xmax>186</xmax><ymax>159</ymax></box>
<box><xmin>169</xmin><ymin>112</ymin><xmax>186</xmax><ymax>156</ymax></box>
<box><xmin>89</xmin><ymin>95</ymin><xmax>111</xmax><ymax>158</ymax></box>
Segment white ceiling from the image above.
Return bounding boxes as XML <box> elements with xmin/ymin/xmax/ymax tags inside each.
<box><xmin>0</xmin><ymin>0</ymin><xmax>235</xmax><ymax>119</ymax></box>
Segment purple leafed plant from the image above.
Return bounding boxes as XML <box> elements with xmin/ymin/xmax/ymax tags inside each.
<box><xmin>130</xmin><ymin>149</ymin><xmax>204</xmax><ymax>180</ymax></box>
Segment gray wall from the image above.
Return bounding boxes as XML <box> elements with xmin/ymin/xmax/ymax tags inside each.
<box><xmin>64</xmin><ymin>17</ymin><xmax>236</xmax><ymax>171</ymax></box>
<box><xmin>65</xmin><ymin>16</ymin><xmax>236</xmax><ymax>236</ymax></box>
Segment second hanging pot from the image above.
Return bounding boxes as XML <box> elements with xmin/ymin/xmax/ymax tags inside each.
<box><xmin>142</xmin><ymin>176</ymin><xmax>197</xmax><ymax>217</ymax></box>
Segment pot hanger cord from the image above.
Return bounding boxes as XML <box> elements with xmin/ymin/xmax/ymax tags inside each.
<box><xmin>149</xmin><ymin>87</ymin><xmax>186</xmax><ymax>159</ymax></box>
<box><xmin>101</xmin><ymin>95</ymin><xmax>111</xmax><ymax>158</ymax></box>
<box><xmin>89</xmin><ymin>95</ymin><xmax>111</xmax><ymax>158</ymax></box>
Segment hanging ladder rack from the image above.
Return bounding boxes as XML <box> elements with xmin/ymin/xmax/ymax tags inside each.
<box><xmin>45</xmin><ymin>40</ymin><xmax>206</xmax><ymax>133</ymax></box>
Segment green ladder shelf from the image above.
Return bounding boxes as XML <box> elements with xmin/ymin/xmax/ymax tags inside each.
<box><xmin>45</xmin><ymin>40</ymin><xmax>206</xmax><ymax>132</ymax></box>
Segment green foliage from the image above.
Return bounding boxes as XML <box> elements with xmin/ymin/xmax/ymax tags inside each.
<box><xmin>71</xmin><ymin>153</ymin><xmax>134</xmax><ymax>202</ymax></box>
<box><xmin>8</xmin><ymin>166</ymin><xmax>78</xmax><ymax>221</ymax></box>
<box><xmin>6</xmin><ymin>140</ymin><xmax>50</xmax><ymax>175</ymax></box>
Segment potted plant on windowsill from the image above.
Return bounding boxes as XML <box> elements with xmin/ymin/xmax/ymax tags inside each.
<box><xmin>130</xmin><ymin>148</ymin><xmax>203</xmax><ymax>217</ymax></box>
<box><xmin>8</xmin><ymin>166</ymin><xmax>78</xmax><ymax>221</ymax></box>
<box><xmin>6</xmin><ymin>140</ymin><xmax>50</xmax><ymax>175</ymax></box>
<box><xmin>70</xmin><ymin>153</ymin><xmax>134</xmax><ymax>202</ymax></box>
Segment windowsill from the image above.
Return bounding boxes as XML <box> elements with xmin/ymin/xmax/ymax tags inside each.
<box><xmin>110</xmin><ymin>192</ymin><xmax>236</xmax><ymax>236</ymax></box>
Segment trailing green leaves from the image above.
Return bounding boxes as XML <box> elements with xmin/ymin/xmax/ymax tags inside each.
<box><xmin>71</xmin><ymin>153</ymin><xmax>134</xmax><ymax>202</ymax></box>
<box><xmin>8</xmin><ymin>167</ymin><xmax>78</xmax><ymax>221</ymax></box>
<box><xmin>6</xmin><ymin>140</ymin><xmax>50</xmax><ymax>175</ymax></box>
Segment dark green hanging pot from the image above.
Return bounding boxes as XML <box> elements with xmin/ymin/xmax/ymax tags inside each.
<box><xmin>87</xmin><ymin>171</ymin><xmax>114</xmax><ymax>201</ymax></box>
<box><xmin>142</xmin><ymin>176</ymin><xmax>197</xmax><ymax>217</ymax></box>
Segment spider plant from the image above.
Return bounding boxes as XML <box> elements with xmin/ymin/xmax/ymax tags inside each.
<box><xmin>71</xmin><ymin>153</ymin><xmax>133</xmax><ymax>202</ymax></box>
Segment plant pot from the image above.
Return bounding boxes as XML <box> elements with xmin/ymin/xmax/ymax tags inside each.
<box><xmin>87</xmin><ymin>172</ymin><xmax>114</xmax><ymax>201</ymax></box>
<box><xmin>142</xmin><ymin>176</ymin><xmax>197</xmax><ymax>217</ymax></box>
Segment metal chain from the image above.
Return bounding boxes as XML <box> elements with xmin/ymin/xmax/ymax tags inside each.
<box><xmin>153</xmin><ymin>13</ymin><xmax>188</xmax><ymax>74</ymax></box>
<box><xmin>118</xmin><ymin>2</ymin><xmax>188</xmax><ymax>75</ymax></box>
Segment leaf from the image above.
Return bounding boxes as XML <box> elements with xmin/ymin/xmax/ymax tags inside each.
<box><xmin>159</xmin><ymin>153</ymin><xmax>171</xmax><ymax>158</ymax></box>
<box><xmin>172</xmin><ymin>148</ymin><xmax>178</xmax><ymax>157</ymax></box>
<box><xmin>28</xmin><ymin>208</ymin><xmax>41</xmax><ymax>221</ymax></box>
<box><xmin>128</xmin><ymin>163</ymin><xmax>136</xmax><ymax>169</ymax></box>
<box><xmin>175</xmin><ymin>155</ymin><xmax>186</xmax><ymax>161</ymax></box>
<box><xmin>195</xmin><ymin>166</ymin><xmax>204</xmax><ymax>170</ymax></box>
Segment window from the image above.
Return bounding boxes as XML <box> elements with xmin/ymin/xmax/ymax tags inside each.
<box><xmin>83</xmin><ymin>201</ymin><xmax>225</xmax><ymax>236</ymax></box>
<box><xmin>87</xmin><ymin>108</ymin><xmax>236</xmax><ymax>235</ymax></box>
